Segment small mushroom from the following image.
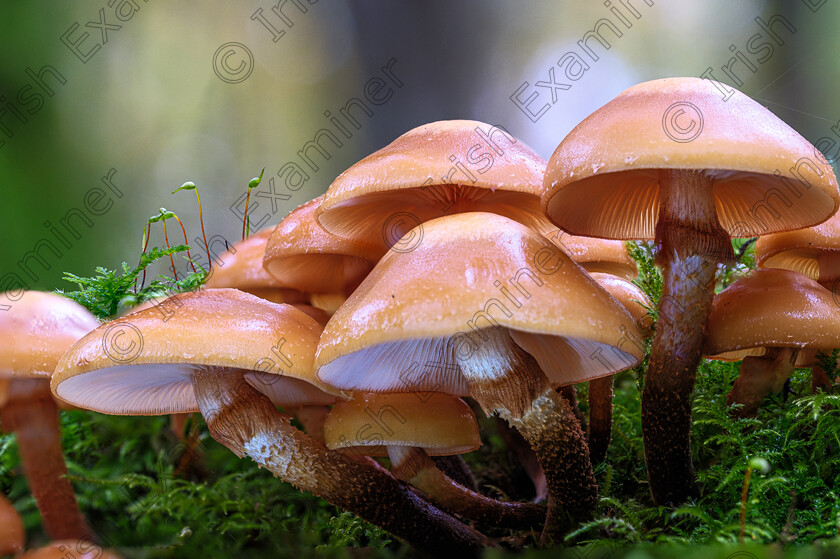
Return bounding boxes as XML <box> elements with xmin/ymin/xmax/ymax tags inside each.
<box><xmin>204</xmin><ymin>227</ymin><xmax>309</xmax><ymax>304</ymax></box>
<box><xmin>263</xmin><ymin>195</ymin><xmax>381</xmax><ymax>313</ymax></box>
<box><xmin>0</xmin><ymin>291</ymin><xmax>97</xmax><ymax>541</ymax></box>
<box><xmin>542</xmin><ymin>77</ymin><xmax>839</xmax><ymax>505</ymax></box>
<box><xmin>52</xmin><ymin>288</ymin><xmax>492</xmax><ymax>554</ymax></box>
<box><xmin>586</xmin><ymin>273</ymin><xmax>653</xmax><ymax>465</ymax></box>
<box><xmin>0</xmin><ymin>494</ymin><xmax>24</xmax><ymax>556</ymax></box>
<box><xmin>315</xmin><ymin>212</ymin><xmax>645</xmax><ymax>541</ymax></box>
<box><xmin>703</xmin><ymin>269</ymin><xmax>840</xmax><ymax>416</ymax></box>
<box><xmin>316</xmin><ymin>119</ymin><xmax>553</xmax><ymax>252</ymax></box>
<box><xmin>323</xmin><ymin>392</ymin><xmax>545</xmax><ymax>530</ymax></box>
<box><xmin>756</xmin><ymin>211</ymin><xmax>840</xmax><ymax>390</ymax></box>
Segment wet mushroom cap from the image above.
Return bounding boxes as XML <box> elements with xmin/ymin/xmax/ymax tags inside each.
<box><xmin>323</xmin><ymin>392</ymin><xmax>481</xmax><ymax>457</ymax></box>
<box><xmin>315</xmin><ymin>212</ymin><xmax>645</xmax><ymax>393</ymax></box>
<box><xmin>204</xmin><ymin>228</ymin><xmax>308</xmax><ymax>304</ymax></box>
<box><xmin>703</xmin><ymin>269</ymin><xmax>840</xmax><ymax>361</ymax></box>
<box><xmin>756</xmin><ymin>210</ymin><xmax>840</xmax><ymax>280</ymax></box>
<box><xmin>263</xmin><ymin>195</ymin><xmax>382</xmax><ymax>294</ymax></box>
<box><xmin>541</xmin><ymin>77</ymin><xmax>839</xmax><ymax>240</ymax></box>
<box><xmin>0</xmin><ymin>291</ymin><xmax>100</xmax><ymax>380</ymax></box>
<box><xmin>316</xmin><ymin>119</ymin><xmax>553</xmax><ymax>248</ymax></box>
<box><xmin>52</xmin><ymin>288</ymin><xmax>337</xmax><ymax>415</ymax></box>
<box><xmin>588</xmin><ymin>272</ymin><xmax>653</xmax><ymax>338</ymax></box>
<box><xmin>544</xmin><ymin>229</ymin><xmax>638</xmax><ymax>280</ymax></box>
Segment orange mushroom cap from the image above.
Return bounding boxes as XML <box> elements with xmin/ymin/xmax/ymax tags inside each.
<box><xmin>204</xmin><ymin>228</ymin><xmax>308</xmax><ymax>304</ymax></box>
<box><xmin>542</xmin><ymin>77</ymin><xmax>839</xmax><ymax>240</ymax></box>
<box><xmin>52</xmin><ymin>289</ymin><xmax>337</xmax><ymax>415</ymax></box>
<box><xmin>0</xmin><ymin>291</ymin><xmax>100</xmax><ymax>380</ymax></box>
<box><xmin>324</xmin><ymin>393</ymin><xmax>480</xmax><ymax>457</ymax></box>
<box><xmin>315</xmin><ymin>212</ymin><xmax>645</xmax><ymax>393</ymax></box>
<box><xmin>317</xmin><ymin>120</ymin><xmax>554</xmax><ymax>251</ymax></box>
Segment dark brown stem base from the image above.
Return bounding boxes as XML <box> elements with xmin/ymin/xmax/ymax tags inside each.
<box><xmin>587</xmin><ymin>376</ymin><xmax>614</xmax><ymax>465</ymax></box>
<box><xmin>191</xmin><ymin>369</ymin><xmax>493</xmax><ymax>555</ymax></box>
<box><xmin>462</xmin><ymin>329</ymin><xmax>597</xmax><ymax>544</ymax></box>
<box><xmin>1</xmin><ymin>379</ymin><xmax>93</xmax><ymax>541</ymax></box>
<box><xmin>644</xmin><ymin>169</ymin><xmax>733</xmax><ymax>506</ymax></box>
<box><xmin>390</xmin><ymin>446</ymin><xmax>546</xmax><ymax>531</ymax></box>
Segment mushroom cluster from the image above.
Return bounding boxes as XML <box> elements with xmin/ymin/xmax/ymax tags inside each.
<box><xmin>3</xmin><ymin>78</ymin><xmax>835</xmax><ymax>552</ymax></box>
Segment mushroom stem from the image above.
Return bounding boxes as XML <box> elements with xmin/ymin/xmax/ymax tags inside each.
<box><xmin>431</xmin><ymin>455</ymin><xmax>477</xmax><ymax>491</ymax></box>
<box><xmin>643</xmin><ymin>169</ymin><xmax>733</xmax><ymax>506</ymax></box>
<box><xmin>460</xmin><ymin>328</ymin><xmax>597</xmax><ymax>543</ymax></box>
<box><xmin>559</xmin><ymin>384</ymin><xmax>586</xmax><ymax>434</ymax></box>
<box><xmin>727</xmin><ymin>348</ymin><xmax>799</xmax><ymax>417</ymax></box>
<box><xmin>587</xmin><ymin>376</ymin><xmax>614</xmax><ymax>465</ymax></box>
<box><xmin>387</xmin><ymin>446</ymin><xmax>546</xmax><ymax>531</ymax></box>
<box><xmin>811</xmin><ymin>360</ymin><xmax>833</xmax><ymax>393</ymax></box>
<box><xmin>0</xmin><ymin>379</ymin><xmax>93</xmax><ymax>542</ymax></box>
<box><xmin>190</xmin><ymin>368</ymin><xmax>494</xmax><ymax>554</ymax></box>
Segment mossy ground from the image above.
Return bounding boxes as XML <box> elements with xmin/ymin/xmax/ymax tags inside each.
<box><xmin>1</xmin><ymin>240</ymin><xmax>838</xmax><ymax>558</ymax></box>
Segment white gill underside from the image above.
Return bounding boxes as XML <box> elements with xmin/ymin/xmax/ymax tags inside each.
<box><xmin>317</xmin><ymin>330</ymin><xmax>639</xmax><ymax>393</ymax></box>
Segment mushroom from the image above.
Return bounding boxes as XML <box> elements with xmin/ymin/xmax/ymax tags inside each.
<box><xmin>586</xmin><ymin>272</ymin><xmax>654</xmax><ymax>465</ymax></box>
<box><xmin>703</xmin><ymin>269</ymin><xmax>840</xmax><ymax>417</ymax></box>
<box><xmin>544</xmin><ymin>228</ymin><xmax>638</xmax><ymax>281</ymax></box>
<box><xmin>263</xmin><ymin>195</ymin><xmax>382</xmax><ymax>314</ymax></box>
<box><xmin>0</xmin><ymin>290</ymin><xmax>97</xmax><ymax>541</ymax></box>
<box><xmin>315</xmin><ymin>119</ymin><xmax>553</xmax><ymax>252</ymax></box>
<box><xmin>52</xmin><ymin>288</ymin><xmax>492</xmax><ymax>554</ymax></box>
<box><xmin>756</xmin><ymin>211</ymin><xmax>840</xmax><ymax>390</ymax></box>
<box><xmin>204</xmin><ymin>227</ymin><xmax>308</xmax><ymax>304</ymax></box>
<box><xmin>323</xmin><ymin>391</ymin><xmax>545</xmax><ymax>530</ymax></box>
<box><xmin>541</xmin><ymin>77</ymin><xmax>839</xmax><ymax>505</ymax></box>
<box><xmin>0</xmin><ymin>494</ymin><xmax>24</xmax><ymax>556</ymax></box>
<box><xmin>315</xmin><ymin>212</ymin><xmax>645</xmax><ymax>540</ymax></box>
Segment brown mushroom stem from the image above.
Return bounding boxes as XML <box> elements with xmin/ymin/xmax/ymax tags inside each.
<box><xmin>292</xmin><ymin>406</ymin><xmax>331</xmax><ymax>443</ymax></box>
<box><xmin>431</xmin><ymin>455</ymin><xmax>478</xmax><ymax>491</ymax></box>
<box><xmin>587</xmin><ymin>376</ymin><xmax>614</xmax><ymax>465</ymax></box>
<box><xmin>169</xmin><ymin>413</ymin><xmax>191</xmax><ymax>439</ymax></box>
<box><xmin>0</xmin><ymin>379</ymin><xmax>93</xmax><ymax>542</ymax></box>
<box><xmin>559</xmin><ymin>384</ymin><xmax>586</xmax><ymax>433</ymax></box>
<box><xmin>461</xmin><ymin>328</ymin><xmax>597</xmax><ymax>543</ymax></box>
<box><xmin>494</xmin><ymin>418</ymin><xmax>547</xmax><ymax>502</ymax></box>
<box><xmin>727</xmin><ymin>348</ymin><xmax>799</xmax><ymax>417</ymax></box>
<box><xmin>643</xmin><ymin>169</ymin><xmax>734</xmax><ymax>506</ymax></box>
<box><xmin>388</xmin><ymin>446</ymin><xmax>546</xmax><ymax>531</ymax></box>
<box><xmin>190</xmin><ymin>368</ymin><xmax>494</xmax><ymax>554</ymax></box>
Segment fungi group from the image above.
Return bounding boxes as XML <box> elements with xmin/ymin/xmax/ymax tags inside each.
<box><xmin>2</xmin><ymin>78</ymin><xmax>837</xmax><ymax>552</ymax></box>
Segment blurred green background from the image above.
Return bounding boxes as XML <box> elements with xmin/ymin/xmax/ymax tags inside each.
<box><xmin>1</xmin><ymin>0</ymin><xmax>838</xmax><ymax>287</ymax></box>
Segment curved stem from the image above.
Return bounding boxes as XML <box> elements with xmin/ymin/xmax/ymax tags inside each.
<box><xmin>191</xmin><ymin>369</ymin><xmax>494</xmax><ymax>554</ymax></box>
<box><xmin>494</xmin><ymin>417</ymin><xmax>546</xmax><ymax>502</ymax></box>
<box><xmin>461</xmin><ymin>328</ymin><xmax>596</xmax><ymax>543</ymax></box>
<box><xmin>643</xmin><ymin>169</ymin><xmax>733</xmax><ymax>506</ymax></box>
<box><xmin>173</xmin><ymin>215</ymin><xmax>197</xmax><ymax>275</ymax></box>
<box><xmin>587</xmin><ymin>376</ymin><xmax>614</xmax><ymax>465</ymax></box>
<box><xmin>389</xmin><ymin>446</ymin><xmax>545</xmax><ymax>531</ymax></box>
<box><xmin>193</xmin><ymin>189</ymin><xmax>211</xmax><ymax>272</ymax></box>
<box><xmin>431</xmin><ymin>454</ymin><xmax>477</xmax><ymax>491</ymax></box>
<box><xmin>1</xmin><ymin>379</ymin><xmax>93</xmax><ymax>542</ymax></box>
<box><xmin>161</xmin><ymin>219</ymin><xmax>177</xmax><ymax>280</ymax></box>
